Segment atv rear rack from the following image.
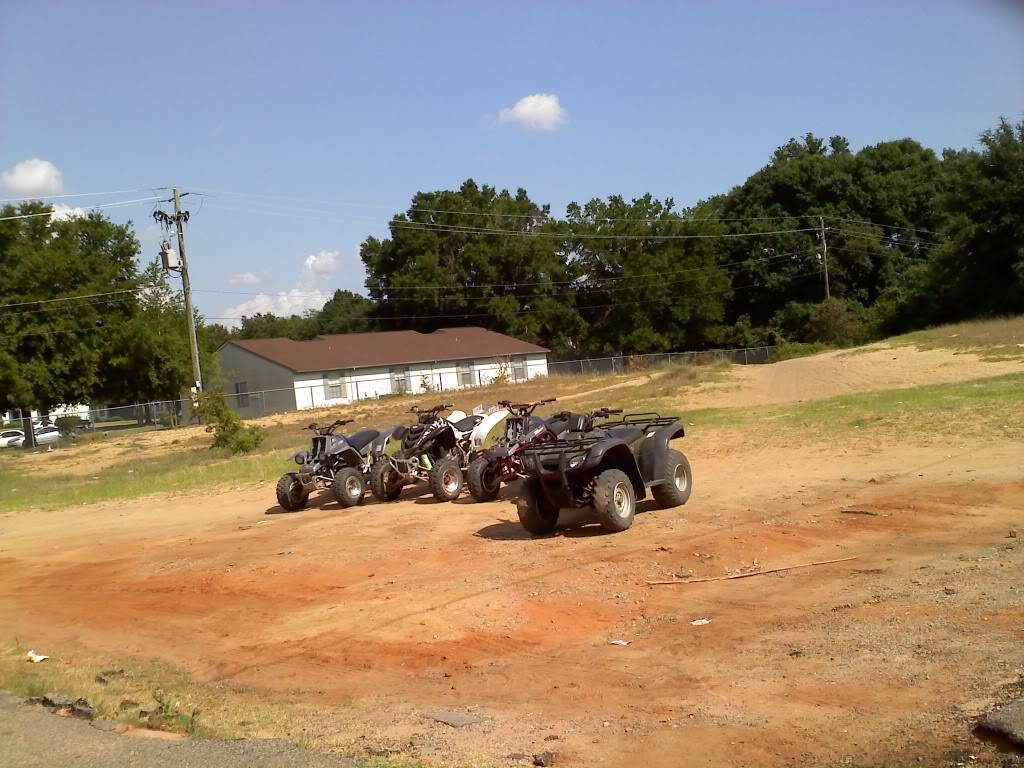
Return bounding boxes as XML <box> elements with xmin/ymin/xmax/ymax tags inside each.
<box><xmin>593</xmin><ymin>413</ymin><xmax>679</xmax><ymax>430</ymax></box>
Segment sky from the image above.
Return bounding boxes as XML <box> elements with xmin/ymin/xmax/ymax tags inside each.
<box><xmin>2</xmin><ymin>0</ymin><xmax>1022</xmax><ymax>325</ymax></box>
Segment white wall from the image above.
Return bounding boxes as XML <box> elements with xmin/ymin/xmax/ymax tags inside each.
<box><xmin>264</xmin><ymin>352</ymin><xmax>549</xmax><ymax>411</ymax></box>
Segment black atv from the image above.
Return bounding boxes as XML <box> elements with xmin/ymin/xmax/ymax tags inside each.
<box><xmin>514</xmin><ymin>410</ymin><xmax>692</xmax><ymax>535</ymax></box>
<box><xmin>368</xmin><ymin>403</ymin><xmax>482</xmax><ymax>503</ymax></box>
<box><xmin>466</xmin><ymin>398</ymin><xmax>563</xmax><ymax>502</ymax></box>
<box><xmin>276</xmin><ymin>418</ymin><xmax>382</xmax><ymax>511</ymax></box>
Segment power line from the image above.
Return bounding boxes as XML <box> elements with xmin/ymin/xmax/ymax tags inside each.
<box><xmin>832</xmin><ymin>216</ymin><xmax>946</xmax><ymax>239</ymax></box>
<box><xmin>192</xmin><ymin>188</ymin><xmax>814</xmax><ymax>224</ymax></box>
<box><xmin>0</xmin><ymin>285</ymin><xmax>151</xmax><ymax>310</ymax></box>
<box><xmin>0</xmin><ymin>188</ymin><xmax>160</xmax><ymax>204</ymax></box>
<box><xmin>0</xmin><ymin>196</ymin><xmax>162</xmax><ymax>222</ymax></box>
<box><xmin>205</xmin><ymin>269</ymin><xmax>824</xmax><ymax>324</ymax></box>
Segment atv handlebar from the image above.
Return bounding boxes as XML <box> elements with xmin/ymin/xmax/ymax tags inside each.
<box><xmin>306</xmin><ymin>418</ymin><xmax>353</xmax><ymax>435</ymax></box>
<box><xmin>497</xmin><ymin>397</ymin><xmax>557</xmax><ymax>415</ymax></box>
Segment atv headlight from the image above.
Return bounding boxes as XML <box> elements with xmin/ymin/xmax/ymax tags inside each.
<box><xmin>293</xmin><ymin>451</ymin><xmax>309</xmax><ymax>466</ymax></box>
<box><xmin>567</xmin><ymin>454</ymin><xmax>585</xmax><ymax>469</ymax></box>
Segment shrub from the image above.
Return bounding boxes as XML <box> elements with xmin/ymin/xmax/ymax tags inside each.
<box><xmin>196</xmin><ymin>387</ymin><xmax>264</xmax><ymax>454</ymax></box>
<box><xmin>54</xmin><ymin>415</ymin><xmax>82</xmax><ymax>437</ymax></box>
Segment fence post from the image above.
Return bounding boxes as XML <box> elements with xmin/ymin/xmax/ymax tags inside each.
<box><xmin>743</xmin><ymin>348</ymin><xmax>748</xmax><ymax>365</ymax></box>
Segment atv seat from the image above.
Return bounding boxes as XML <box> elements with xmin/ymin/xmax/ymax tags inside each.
<box><xmin>451</xmin><ymin>414</ymin><xmax>484</xmax><ymax>432</ymax></box>
<box><xmin>346</xmin><ymin>429</ymin><xmax>380</xmax><ymax>451</ymax></box>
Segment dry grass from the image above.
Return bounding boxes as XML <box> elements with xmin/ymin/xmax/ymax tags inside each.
<box><xmin>887</xmin><ymin>315</ymin><xmax>1024</xmax><ymax>360</ymax></box>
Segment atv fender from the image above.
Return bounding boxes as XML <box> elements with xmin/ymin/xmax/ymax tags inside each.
<box><xmin>581</xmin><ymin>439</ymin><xmax>646</xmax><ymax>498</ymax></box>
<box><xmin>638</xmin><ymin>422</ymin><xmax>685</xmax><ymax>484</ymax></box>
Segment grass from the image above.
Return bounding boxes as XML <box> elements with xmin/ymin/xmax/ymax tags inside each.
<box><xmin>0</xmin><ymin>640</ymin><xmax>424</xmax><ymax>764</ymax></box>
<box><xmin>771</xmin><ymin>341</ymin><xmax>836</xmax><ymax>361</ymax></box>
<box><xmin>887</xmin><ymin>315</ymin><xmax>1024</xmax><ymax>360</ymax></box>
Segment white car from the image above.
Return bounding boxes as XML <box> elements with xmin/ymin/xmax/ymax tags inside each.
<box><xmin>10</xmin><ymin>425</ymin><xmax>62</xmax><ymax>448</ymax></box>
<box><xmin>0</xmin><ymin>429</ymin><xmax>25</xmax><ymax>448</ymax></box>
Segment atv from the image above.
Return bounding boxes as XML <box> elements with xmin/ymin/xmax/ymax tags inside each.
<box><xmin>514</xmin><ymin>411</ymin><xmax>692</xmax><ymax>535</ymax></box>
<box><xmin>465</xmin><ymin>398</ymin><xmax>562</xmax><ymax>502</ymax></box>
<box><xmin>275</xmin><ymin>418</ymin><xmax>383</xmax><ymax>511</ymax></box>
<box><xmin>368</xmin><ymin>403</ymin><xmax>487</xmax><ymax>503</ymax></box>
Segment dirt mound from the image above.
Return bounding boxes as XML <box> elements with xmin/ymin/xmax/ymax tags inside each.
<box><xmin>679</xmin><ymin>344</ymin><xmax>1023</xmax><ymax>409</ymax></box>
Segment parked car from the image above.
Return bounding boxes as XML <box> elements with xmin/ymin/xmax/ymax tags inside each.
<box><xmin>0</xmin><ymin>429</ymin><xmax>25</xmax><ymax>448</ymax></box>
<box><xmin>10</xmin><ymin>425</ymin><xmax>62</xmax><ymax>448</ymax></box>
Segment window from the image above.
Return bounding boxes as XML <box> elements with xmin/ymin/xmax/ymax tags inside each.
<box><xmin>457</xmin><ymin>362</ymin><xmax>473</xmax><ymax>388</ymax></box>
<box><xmin>512</xmin><ymin>356</ymin><xmax>527</xmax><ymax>382</ymax></box>
<box><xmin>1</xmin><ymin>430</ymin><xmax>20</xmax><ymax>438</ymax></box>
<box><xmin>235</xmin><ymin>382</ymin><xmax>249</xmax><ymax>408</ymax></box>
<box><xmin>391</xmin><ymin>367</ymin><xmax>409</xmax><ymax>393</ymax></box>
<box><xmin>325</xmin><ymin>372</ymin><xmax>342</xmax><ymax>400</ymax></box>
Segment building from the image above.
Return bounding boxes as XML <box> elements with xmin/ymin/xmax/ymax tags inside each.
<box><xmin>217</xmin><ymin>327</ymin><xmax>549</xmax><ymax>415</ymax></box>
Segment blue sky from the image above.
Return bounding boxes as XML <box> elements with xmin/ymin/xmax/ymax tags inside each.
<box><xmin>2</xmin><ymin>1</ymin><xmax>1022</xmax><ymax>324</ymax></box>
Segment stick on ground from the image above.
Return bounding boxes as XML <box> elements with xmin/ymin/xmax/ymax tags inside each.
<box><xmin>647</xmin><ymin>556</ymin><xmax>857</xmax><ymax>586</ymax></box>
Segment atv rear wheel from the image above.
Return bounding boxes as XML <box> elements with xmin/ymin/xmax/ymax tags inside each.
<box><xmin>651</xmin><ymin>449</ymin><xmax>692</xmax><ymax>508</ymax></box>
<box><xmin>428</xmin><ymin>457</ymin><xmax>463</xmax><ymax>502</ymax></box>
<box><xmin>369</xmin><ymin>461</ymin><xmax>404</xmax><ymax>502</ymax></box>
<box><xmin>516</xmin><ymin>478</ymin><xmax>560</xmax><ymax>535</ymax></box>
<box><xmin>276</xmin><ymin>472</ymin><xmax>309</xmax><ymax>512</ymax></box>
<box><xmin>593</xmin><ymin>468</ymin><xmax>636</xmax><ymax>532</ymax></box>
<box><xmin>467</xmin><ymin>456</ymin><xmax>501</xmax><ymax>502</ymax></box>
<box><xmin>332</xmin><ymin>467</ymin><xmax>366</xmax><ymax>508</ymax></box>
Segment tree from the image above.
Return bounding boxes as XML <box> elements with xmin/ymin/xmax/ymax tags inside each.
<box><xmin>361</xmin><ymin>179</ymin><xmax>584</xmax><ymax>353</ymax></box>
<box><xmin>314</xmin><ymin>289</ymin><xmax>375</xmax><ymax>334</ymax></box>
<box><xmin>894</xmin><ymin>117</ymin><xmax>1024</xmax><ymax>327</ymax></box>
<box><xmin>0</xmin><ymin>204</ymin><xmax>140</xmax><ymax>443</ymax></box>
<box><xmin>565</xmin><ymin>195</ymin><xmax>731</xmax><ymax>354</ymax></box>
<box><xmin>105</xmin><ymin>261</ymin><xmax>193</xmax><ymax>423</ymax></box>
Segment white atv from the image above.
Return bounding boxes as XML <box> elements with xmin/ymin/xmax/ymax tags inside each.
<box><xmin>368</xmin><ymin>403</ymin><xmax>511</xmax><ymax>502</ymax></box>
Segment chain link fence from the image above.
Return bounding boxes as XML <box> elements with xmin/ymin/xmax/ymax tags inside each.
<box><xmin>3</xmin><ymin>345</ymin><xmax>776</xmax><ymax>436</ymax></box>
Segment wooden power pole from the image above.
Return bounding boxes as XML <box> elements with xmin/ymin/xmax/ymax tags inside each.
<box><xmin>173</xmin><ymin>188</ymin><xmax>203</xmax><ymax>393</ymax></box>
<box><xmin>819</xmin><ymin>215</ymin><xmax>831</xmax><ymax>300</ymax></box>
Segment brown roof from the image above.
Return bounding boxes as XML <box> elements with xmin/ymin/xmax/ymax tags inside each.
<box><xmin>225</xmin><ymin>327</ymin><xmax>548</xmax><ymax>373</ymax></box>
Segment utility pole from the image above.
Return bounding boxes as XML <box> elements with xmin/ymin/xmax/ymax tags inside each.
<box><xmin>819</xmin><ymin>215</ymin><xmax>831</xmax><ymax>300</ymax></box>
<box><xmin>172</xmin><ymin>189</ymin><xmax>203</xmax><ymax>393</ymax></box>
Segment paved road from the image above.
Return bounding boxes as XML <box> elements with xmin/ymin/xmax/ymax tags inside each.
<box><xmin>0</xmin><ymin>693</ymin><xmax>364</xmax><ymax>768</ymax></box>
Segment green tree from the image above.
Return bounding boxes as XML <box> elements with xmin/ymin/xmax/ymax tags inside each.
<box><xmin>105</xmin><ymin>261</ymin><xmax>193</xmax><ymax>423</ymax></box>
<box><xmin>0</xmin><ymin>204</ymin><xmax>140</xmax><ymax>442</ymax></box>
<box><xmin>361</xmin><ymin>179</ymin><xmax>584</xmax><ymax>353</ymax></box>
<box><xmin>314</xmin><ymin>289</ymin><xmax>375</xmax><ymax>334</ymax></box>
<box><xmin>892</xmin><ymin>117</ymin><xmax>1024</xmax><ymax>327</ymax></box>
<box><xmin>565</xmin><ymin>195</ymin><xmax>731</xmax><ymax>354</ymax></box>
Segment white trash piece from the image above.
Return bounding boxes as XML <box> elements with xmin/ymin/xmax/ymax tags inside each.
<box><xmin>690</xmin><ymin>618</ymin><xmax>711</xmax><ymax>626</ymax></box>
<box><xmin>608</xmin><ymin>639</ymin><xmax>631</xmax><ymax>646</ymax></box>
<box><xmin>25</xmin><ymin>649</ymin><xmax>48</xmax><ymax>663</ymax></box>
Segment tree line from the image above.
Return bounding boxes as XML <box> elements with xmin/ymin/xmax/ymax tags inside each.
<box><xmin>1</xmin><ymin>116</ymin><xmax>1021</xmax><ymax>421</ymax></box>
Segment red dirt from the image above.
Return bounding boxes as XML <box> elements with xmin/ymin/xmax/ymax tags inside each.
<box><xmin>1</xmin><ymin>435</ymin><xmax>1022</xmax><ymax>766</ymax></box>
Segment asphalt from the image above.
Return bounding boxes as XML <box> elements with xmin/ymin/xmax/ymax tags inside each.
<box><xmin>0</xmin><ymin>693</ymin><xmax>364</xmax><ymax>768</ymax></box>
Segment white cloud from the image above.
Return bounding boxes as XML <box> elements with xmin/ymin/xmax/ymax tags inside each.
<box><xmin>221</xmin><ymin>249</ymin><xmax>339</xmax><ymax>327</ymax></box>
<box><xmin>49</xmin><ymin>203</ymin><xmax>85</xmax><ymax>221</ymax></box>
<box><xmin>497</xmin><ymin>93</ymin><xmax>568</xmax><ymax>131</ymax></box>
<box><xmin>229</xmin><ymin>271</ymin><xmax>261</xmax><ymax>286</ymax></box>
<box><xmin>1</xmin><ymin>158</ymin><xmax>65</xmax><ymax>195</ymax></box>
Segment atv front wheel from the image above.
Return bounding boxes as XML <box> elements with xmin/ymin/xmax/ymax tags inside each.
<box><xmin>593</xmin><ymin>468</ymin><xmax>636</xmax><ymax>532</ymax></box>
<box><xmin>369</xmin><ymin>461</ymin><xmax>404</xmax><ymax>502</ymax></box>
<box><xmin>467</xmin><ymin>456</ymin><xmax>501</xmax><ymax>502</ymax></box>
<box><xmin>428</xmin><ymin>457</ymin><xmax>463</xmax><ymax>502</ymax></box>
<box><xmin>333</xmin><ymin>467</ymin><xmax>366</xmax><ymax>508</ymax></box>
<box><xmin>651</xmin><ymin>449</ymin><xmax>692</xmax><ymax>508</ymax></box>
<box><xmin>276</xmin><ymin>472</ymin><xmax>309</xmax><ymax>512</ymax></box>
<box><xmin>516</xmin><ymin>478</ymin><xmax>560</xmax><ymax>535</ymax></box>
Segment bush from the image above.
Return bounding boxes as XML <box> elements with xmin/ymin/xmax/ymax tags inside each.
<box><xmin>196</xmin><ymin>387</ymin><xmax>264</xmax><ymax>454</ymax></box>
<box><xmin>54</xmin><ymin>415</ymin><xmax>82</xmax><ymax>437</ymax></box>
<box><xmin>806</xmin><ymin>298</ymin><xmax>869</xmax><ymax>346</ymax></box>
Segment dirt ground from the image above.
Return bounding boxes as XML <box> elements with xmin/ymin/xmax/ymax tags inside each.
<box><xmin>1</xmin><ymin>345</ymin><xmax>1023</xmax><ymax>766</ymax></box>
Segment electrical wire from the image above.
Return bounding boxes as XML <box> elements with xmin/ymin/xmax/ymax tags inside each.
<box><xmin>0</xmin><ymin>196</ymin><xmax>162</xmax><ymax>222</ymax></box>
<box><xmin>0</xmin><ymin>188</ymin><xmax>161</xmax><ymax>204</ymax></box>
<box><xmin>203</xmin><ymin>269</ymin><xmax>825</xmax><ymax>324</ymax></box>
<box><xmin>192</xmin><ymin>188</ymin><xmax>814</xmax><ymax>225</ymax></box>
<box><xmin>0</xmin><ymin>285</ymin><xmax>152</xmax><ymax>310</ymax></box>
